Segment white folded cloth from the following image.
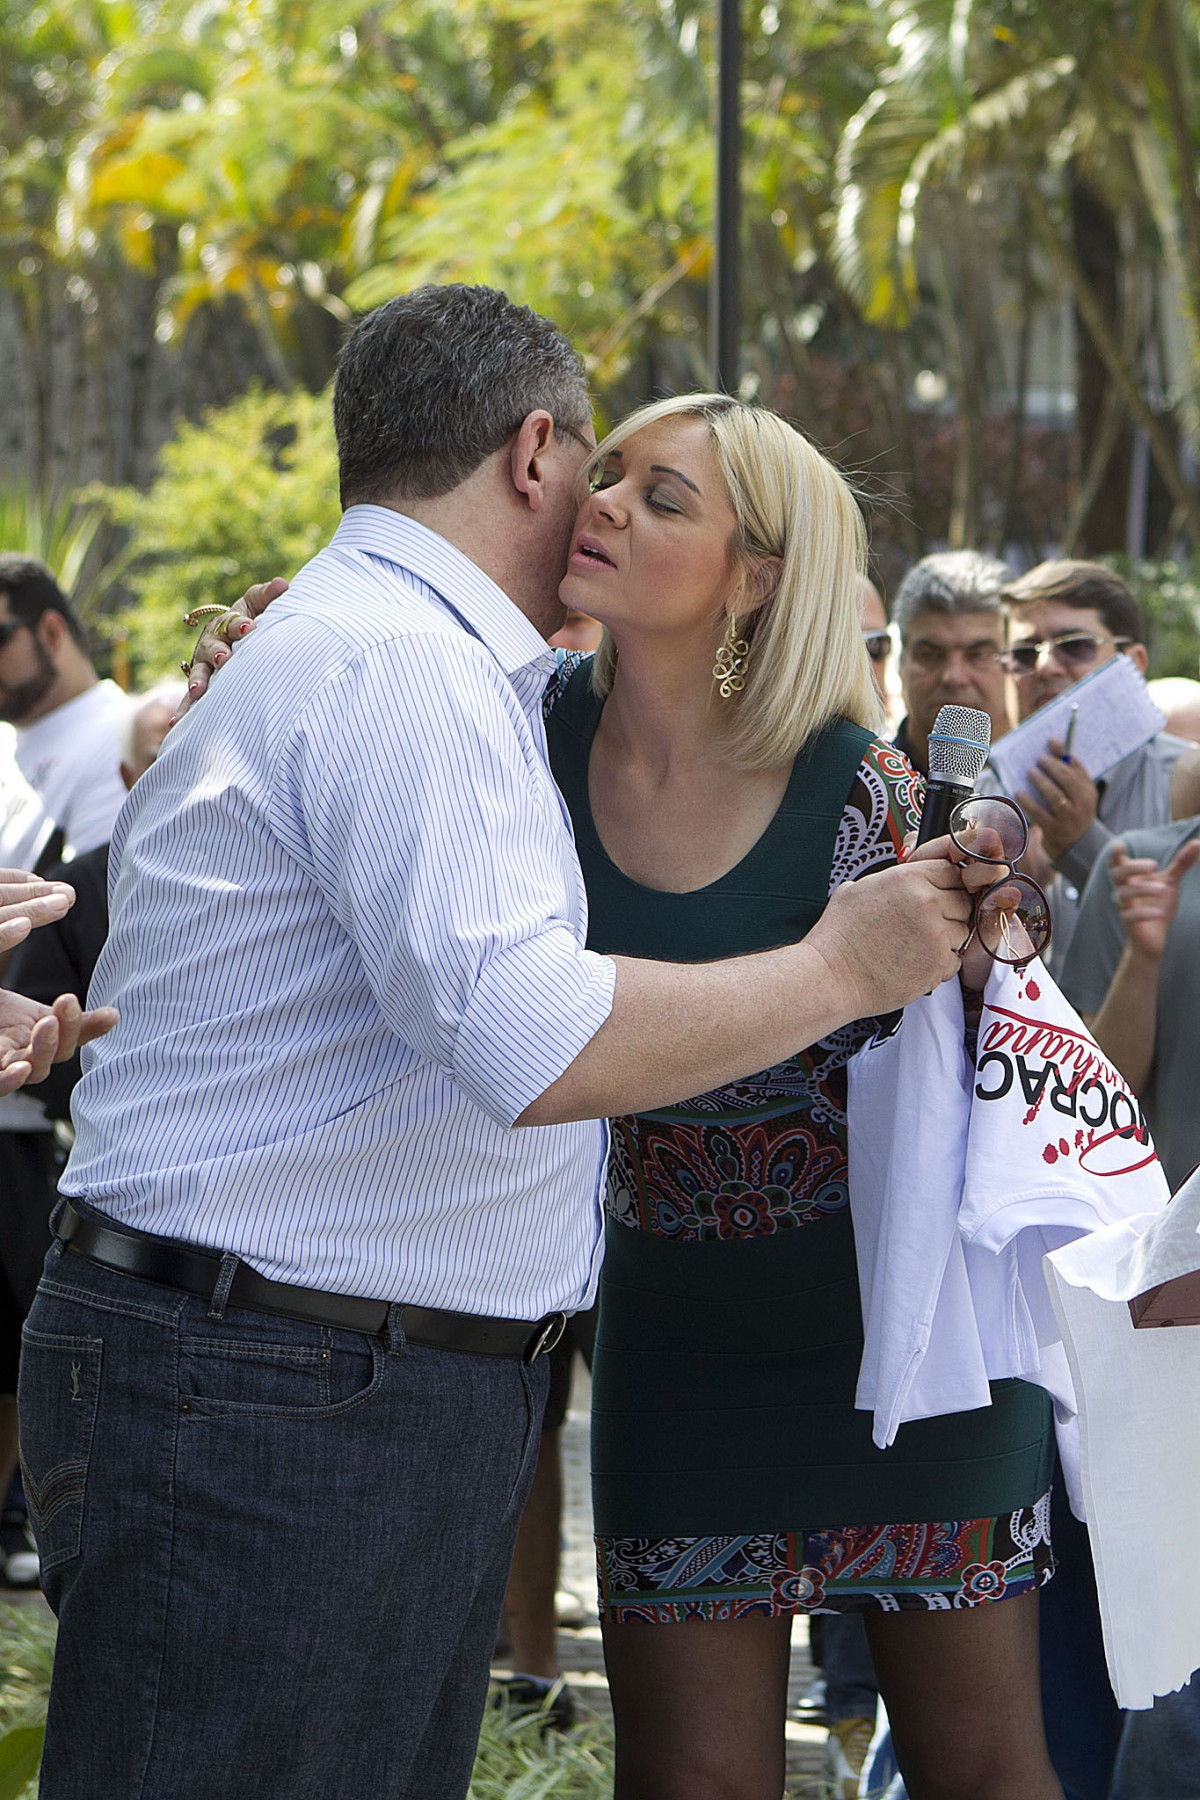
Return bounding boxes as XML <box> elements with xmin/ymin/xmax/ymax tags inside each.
<box><xmin>847</xmin><ymin>957</ymin><xmax>1182</xmax><ymax>1705</ymax></box>
<box><xmin>1045</xmin><ymin>1165</ymin><xmax>1200</xmax><ymax>1708</ymax></box>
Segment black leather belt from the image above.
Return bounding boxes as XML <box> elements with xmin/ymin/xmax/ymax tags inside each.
<box><xmin>56</xmin><ymin>1203</ymin><xmax>567</xmax><ymax>1363</ymax></box>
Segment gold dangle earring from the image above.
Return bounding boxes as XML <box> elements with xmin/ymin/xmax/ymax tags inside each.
<box><xmin>713</xmin><ymin>613</ymin><xmax>749</xmax><ymax>698</ymax></box>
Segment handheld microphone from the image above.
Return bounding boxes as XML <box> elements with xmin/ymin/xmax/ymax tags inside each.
<box><xmin>916</xmin><ymin>705</ymin><xmax>992</xmax><ymax>845</ymax></box>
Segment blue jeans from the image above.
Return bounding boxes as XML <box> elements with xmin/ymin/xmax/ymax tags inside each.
<box><xmin>1111</xmin><ymin>1674</ymin><xmax>1200</xmax><ymax>1800</ymax></box>
<box><xmin>19</xmin><ymin>1236</ymin><xmax>548</xmax><ymax>1800</ymax></box>
<box><xmin>824</xmin><ymin>1613</ymin><xmax>879</xmax><ymax>1724</ymax></box>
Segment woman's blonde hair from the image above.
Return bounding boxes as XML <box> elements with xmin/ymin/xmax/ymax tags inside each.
<box><xmin>586</xmin><ymin>393</ymin><xmax>883</xmax><ymax>768</ymax></box>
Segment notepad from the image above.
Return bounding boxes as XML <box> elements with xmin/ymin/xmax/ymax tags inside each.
<box><xmin>987</xmin><ymin>654</ymin><xmax>1165</xmax><ymax>797</ymax></box>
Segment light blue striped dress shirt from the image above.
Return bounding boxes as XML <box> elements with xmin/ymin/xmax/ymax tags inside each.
<box><xmin>64</xmin><ymin>508</ymin><xmax>614</xmax><ymax>1316</ymax></box>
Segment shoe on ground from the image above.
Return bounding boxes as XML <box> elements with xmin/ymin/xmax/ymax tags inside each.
<box><xmin>554</xmin><ymin>1586</ymin><xmax>587</xmax><ymax>1628</ymax></box>
<box><xmin>794</xmin><ymin>1670</ymin><xmax>827</xmax><ymax>1724</ymax></box>
<box><xmin>824</xmin><ymin>1714</ymin><xmax>875</xmax><ymax>1800</ymax></box>
<box><xmin>489</xmin><ymin>1672</ymin><xmax>578</xmax><ymax>1733</ymax></box>
<box><xmin>0</xmin><ymin>1510</ymin><xmax>39</xmax><ymax>1590</ymax></box>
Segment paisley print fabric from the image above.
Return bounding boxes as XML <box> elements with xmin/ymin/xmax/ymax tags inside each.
<box><xmin>598</xmin><ymin>1492</ymin><xmax>1054</xmax><ymax>1624</ymax></box>
<box><xmin>606</xmin><ymin>741</ymin><xmax>922</xmax><ymax>1242</ymax></box>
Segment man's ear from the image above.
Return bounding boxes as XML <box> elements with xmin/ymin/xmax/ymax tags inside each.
<box><xmin>508</xmin><ymin>411</ymin><xmax>556</xmax><ymax>515</ymax></box>
<box><xmin>37</xmin><ymin>610</ymin><xmax>69</xmax><ymax>656</ymax></box>
<box><xmin>1127</xmin><ymin>642</ymin><xmax>1149</xmax><ymax>676</ymax></box>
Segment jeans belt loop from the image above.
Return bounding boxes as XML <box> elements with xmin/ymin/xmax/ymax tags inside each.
<box><xmin>208</xmin><ymin>1252</ymin><xmax>240</xmax><ymax>1320</ymax></box>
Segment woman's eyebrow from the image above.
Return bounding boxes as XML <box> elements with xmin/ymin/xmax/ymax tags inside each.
<box><xmin>650</xmin><ymin>464</ymin><xmax>701</xmax><ymax>495</ymax></box>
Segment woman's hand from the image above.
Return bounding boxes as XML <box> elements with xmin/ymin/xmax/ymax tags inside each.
<box><xmin>907</xmin><ymin>832</ymin><xmax>1013</xmax><ymax>997</ymax></box>
<box><xmin>1110</xmin><ymin>838</ymin><xmax>1200</xmax><ymax>963</ymax></box>
<box><xmin>174</xmin><ymin>577</ymin><xmax>289</xmax><ymax>722</ymax></box>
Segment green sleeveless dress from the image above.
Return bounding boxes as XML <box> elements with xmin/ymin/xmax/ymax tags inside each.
<box><xmin>546</xmin><ymin>661</ymin><xmax>1054</xmax><ymax>1622</ymax></box>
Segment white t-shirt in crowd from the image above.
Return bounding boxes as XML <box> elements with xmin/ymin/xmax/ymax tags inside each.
<box><xmin>0</xmin><ymin>679</ymin><xmax>129</xmax><ymax>1130</ymax></box>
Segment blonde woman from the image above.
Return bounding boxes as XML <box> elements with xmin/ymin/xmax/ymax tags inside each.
<box><xmin>543</xmin><ymin>395</ymin><xmax>1060</xmax><ymax>1800</ymax></box>
<box><xmin>195</xmin><ymin>393</ymin><xmax>1061</xmax><ymax>1800</ymax></box>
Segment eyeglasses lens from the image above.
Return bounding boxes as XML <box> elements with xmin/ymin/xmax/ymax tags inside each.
<box><xmin>1009</xmin><ymin>633</ymin><xmax>1103</xmax><ymax>675</ymax></box>
<box><xmin>950</xmin><ymin>796</ymin><xmax>1029</xmax><ymax>864</ymax></box>
<box><xmin>974</xmin><ymin>874</ymin><xmax>1052</xmax><ymax>965</ymax></box>
<box><xmin>863</xmin><ymin>632</ymin><xmax>890</xmax><ymax>662</ymax></box>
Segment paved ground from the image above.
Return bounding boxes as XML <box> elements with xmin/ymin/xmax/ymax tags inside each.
<box><xmin>520</xmin><ymin>1369</ymin><xmax>834</xmax><ymax>1797</ymax></box>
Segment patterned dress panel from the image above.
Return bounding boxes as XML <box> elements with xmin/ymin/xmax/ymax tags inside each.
<box><xmin>607</xmin><ymin>742</ymin><xmax>923</xmax><ymax>1242</ymax></box>
<box><xmin>597</xmin><ymin>1493</ymin><xmax>1054</xmax><ymax>1624</ymax></box>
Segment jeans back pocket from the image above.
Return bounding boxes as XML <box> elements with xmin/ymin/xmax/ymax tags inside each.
<box><xmin>17</xmin><ymin>1330</ymin><xmax>103</xmax><ymax>1573</ymax></box>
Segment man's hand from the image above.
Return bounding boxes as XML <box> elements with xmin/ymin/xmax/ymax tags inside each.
<box><xmin>0</xmin><ymin>991</ymin><xmax>118</xmax><ymax>1096</ymax></box>
<box><xmin>813</xmin><ymin>850</ymin><xmax>974</xmax><ymax>1019</ymax></box>
<box><xmin>173</xmin><ymin>577</ymin><xmax>287</xmax><ymax>722</ymax></box>
<box><xmin>0</xmin><ymin>871</ymin><xmax>77</xmax><ymax>955</ymax></box>
<box><xmin>1017</xmin><ymin>742</ymin><xmax>1097</xmax><ymax>861</ymax></box>
<box><xmin>1110</xmin><ymin>838</ymin><xmax>1200</xmax><ymax>963</ymax></box>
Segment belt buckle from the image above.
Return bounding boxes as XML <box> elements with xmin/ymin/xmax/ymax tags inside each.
<box><xmin>524</xmin><ymin>1312</ymin><xmax>567</xmax><ymax>1364</ymax></box>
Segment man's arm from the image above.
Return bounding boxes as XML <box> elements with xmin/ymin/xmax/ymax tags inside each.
<box><xmin>519</xmin><ymin>857</ymin><xmax>972</xmax><ymax>1125</ymax></box>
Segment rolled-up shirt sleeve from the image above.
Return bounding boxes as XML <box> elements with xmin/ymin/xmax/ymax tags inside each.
<box><xmin>278</xmin><ymin>631</ymin><xmax>616</xmax><ymax>1127</ymax></box>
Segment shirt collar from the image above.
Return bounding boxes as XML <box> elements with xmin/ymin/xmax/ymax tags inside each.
<box><xmin>331</xmin><ymin>505</ymin><xmax>555</xmax><ymax>682</ymax></box>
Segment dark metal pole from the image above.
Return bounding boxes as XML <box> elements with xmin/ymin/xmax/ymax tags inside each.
<box><xmin>710</xmin><ymin>0</ymin><xmax>742</xmax><ymax>393</ymax></box>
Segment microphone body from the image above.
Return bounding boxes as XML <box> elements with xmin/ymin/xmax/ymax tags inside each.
<box><xmin>915</xmin><ymin>705</ymin><xmax>992</xmax><ymax>846</ymax></box>
<box><xmin>916</xmin><ymin>776</ymin><xmax>978</xmax><ymax>846</ymax></box>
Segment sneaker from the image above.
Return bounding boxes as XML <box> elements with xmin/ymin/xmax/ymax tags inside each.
<box><xmin>489</xmin><ymin>1672</ymin><xmax>578</xmax><ymax>1733</ymax></box>
<box><xmin>794</xmin><ymin>1670</ymin><xmax>828</xmax><ymax>1724</ymax></box>
<box><xmin>0</xmin><ymin>1510</ymin><xmax>39</xmax><ymax>1590</ymax></box>
<box><xmin>824</xmin><ymin>1715</ymin><xmax>875</xmax><ymax>1800</ymax></box>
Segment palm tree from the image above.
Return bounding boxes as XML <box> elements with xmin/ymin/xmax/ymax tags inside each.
<box><xmin>829</xmin><ymin>0</ymin><xmax>1200</xmax><ymax>551</ymax></box>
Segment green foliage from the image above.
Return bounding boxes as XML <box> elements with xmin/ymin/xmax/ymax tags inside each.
<box><xmin>469</xmin><ymin>1693</ymin><xmax>612</xmax><ymax>1798</ymax></box>
<box><xmin>99</xmin><ymin>387</ymin><xmax>340</xmax><ymax>679</ymax></box>
<box><xmin>0</xmin><ymin>487</ymin><xmax>111</xmax><ymax>621</ymax></box>
<box><xmin>0</xmin><ymin>1601</ymin><xmax>55</xmax><ymax>1800</ymax></box>
<box><xmin>1110</xmin><ymin>557</ymin><xmax>1200</xmax><ymax>680</ymax></box>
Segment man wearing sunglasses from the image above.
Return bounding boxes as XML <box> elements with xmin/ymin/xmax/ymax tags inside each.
<box><xmin>995</xmin><ymin>558</ymin><xmax>1200</xmax><ymax>1800</ymax></box>
<box><xmin>998</xmin><ymin>561</ymin><xmax>1197</xmax><ymax>955</ymax></box>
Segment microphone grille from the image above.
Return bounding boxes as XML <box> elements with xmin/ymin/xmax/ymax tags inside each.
<box><xmin>927</xmin><ymin>705</ymin><xmax>991</xmax><ymax>784</ymax></box>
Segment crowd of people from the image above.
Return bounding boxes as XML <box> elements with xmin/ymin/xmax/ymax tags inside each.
<box><xmin>0</xmin><ymin>283</ymin><xmax>1195</xmax><ymax>1800</ymax></box>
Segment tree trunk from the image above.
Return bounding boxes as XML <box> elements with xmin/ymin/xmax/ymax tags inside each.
<box><xmin>1027</xmin><ymin>178</ymin><xmax>1200</xmax><ymax>547</ymax></box>
<box><xmin>1068</xmin><ymin>181</ymin><xmax>1131</xmax><ymax>554</ymax></box>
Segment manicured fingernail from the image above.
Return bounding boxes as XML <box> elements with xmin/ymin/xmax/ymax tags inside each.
<box><xmin>188</xmin><ymin>683</ymin><xmax>200</xmax><ymax>697</ymax></box>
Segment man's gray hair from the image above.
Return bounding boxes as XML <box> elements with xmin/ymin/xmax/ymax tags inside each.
<box><xmin>893</xmin><ymin>551</ymin><xmax>1010</xmax><ymax>643</ymax></box>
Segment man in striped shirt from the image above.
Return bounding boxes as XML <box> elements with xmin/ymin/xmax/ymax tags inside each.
<box><xmin>23</xmin><ymin>285</ymin><xmax>977</xmax><ymax>1800</ymax></box>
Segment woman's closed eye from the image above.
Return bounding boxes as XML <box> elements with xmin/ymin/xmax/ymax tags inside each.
<box><xmin>593</xmin><ymin>469</ymin><xmax>683</xmax><ymax>513</ymax></box>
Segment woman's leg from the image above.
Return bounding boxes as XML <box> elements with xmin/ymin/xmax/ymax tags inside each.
<box><xmin>602</xmin><ymin>1614</ymin><xmax>793</xmax><ymax>1800</ymax></box>
<box><xmin>865</xmin><ymin>1590</ymin><xmax>1064</xmax><ymax>1800</ymax></box>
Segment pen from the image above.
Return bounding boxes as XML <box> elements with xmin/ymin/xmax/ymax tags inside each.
<box><xmin>1062</xmin><ymin>703</ymin><xmax>1079</xmax><ymax>762</ymax></box>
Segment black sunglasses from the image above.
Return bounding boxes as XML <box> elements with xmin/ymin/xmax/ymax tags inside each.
<box><xmin>0</xmin><ymin>619</ymin><xmax>27</xmax><ymax>652</ymax></box>
<box><xmin>862</xmin><ymin>629</ymin><xmax>891</xmax><ymax>663</ymax></box>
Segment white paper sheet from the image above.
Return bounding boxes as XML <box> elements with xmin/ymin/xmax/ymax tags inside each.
<box><xmin>987</xmin><ymin>654</ymin><xmax>1165</xmax><ymax>797</ymax></box>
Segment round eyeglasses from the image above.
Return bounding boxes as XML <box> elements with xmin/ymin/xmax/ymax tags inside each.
<box><xmin>948</xmin><ymin>795</ymin><xmax>1052</xmax><ymax>967</ymax></box>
